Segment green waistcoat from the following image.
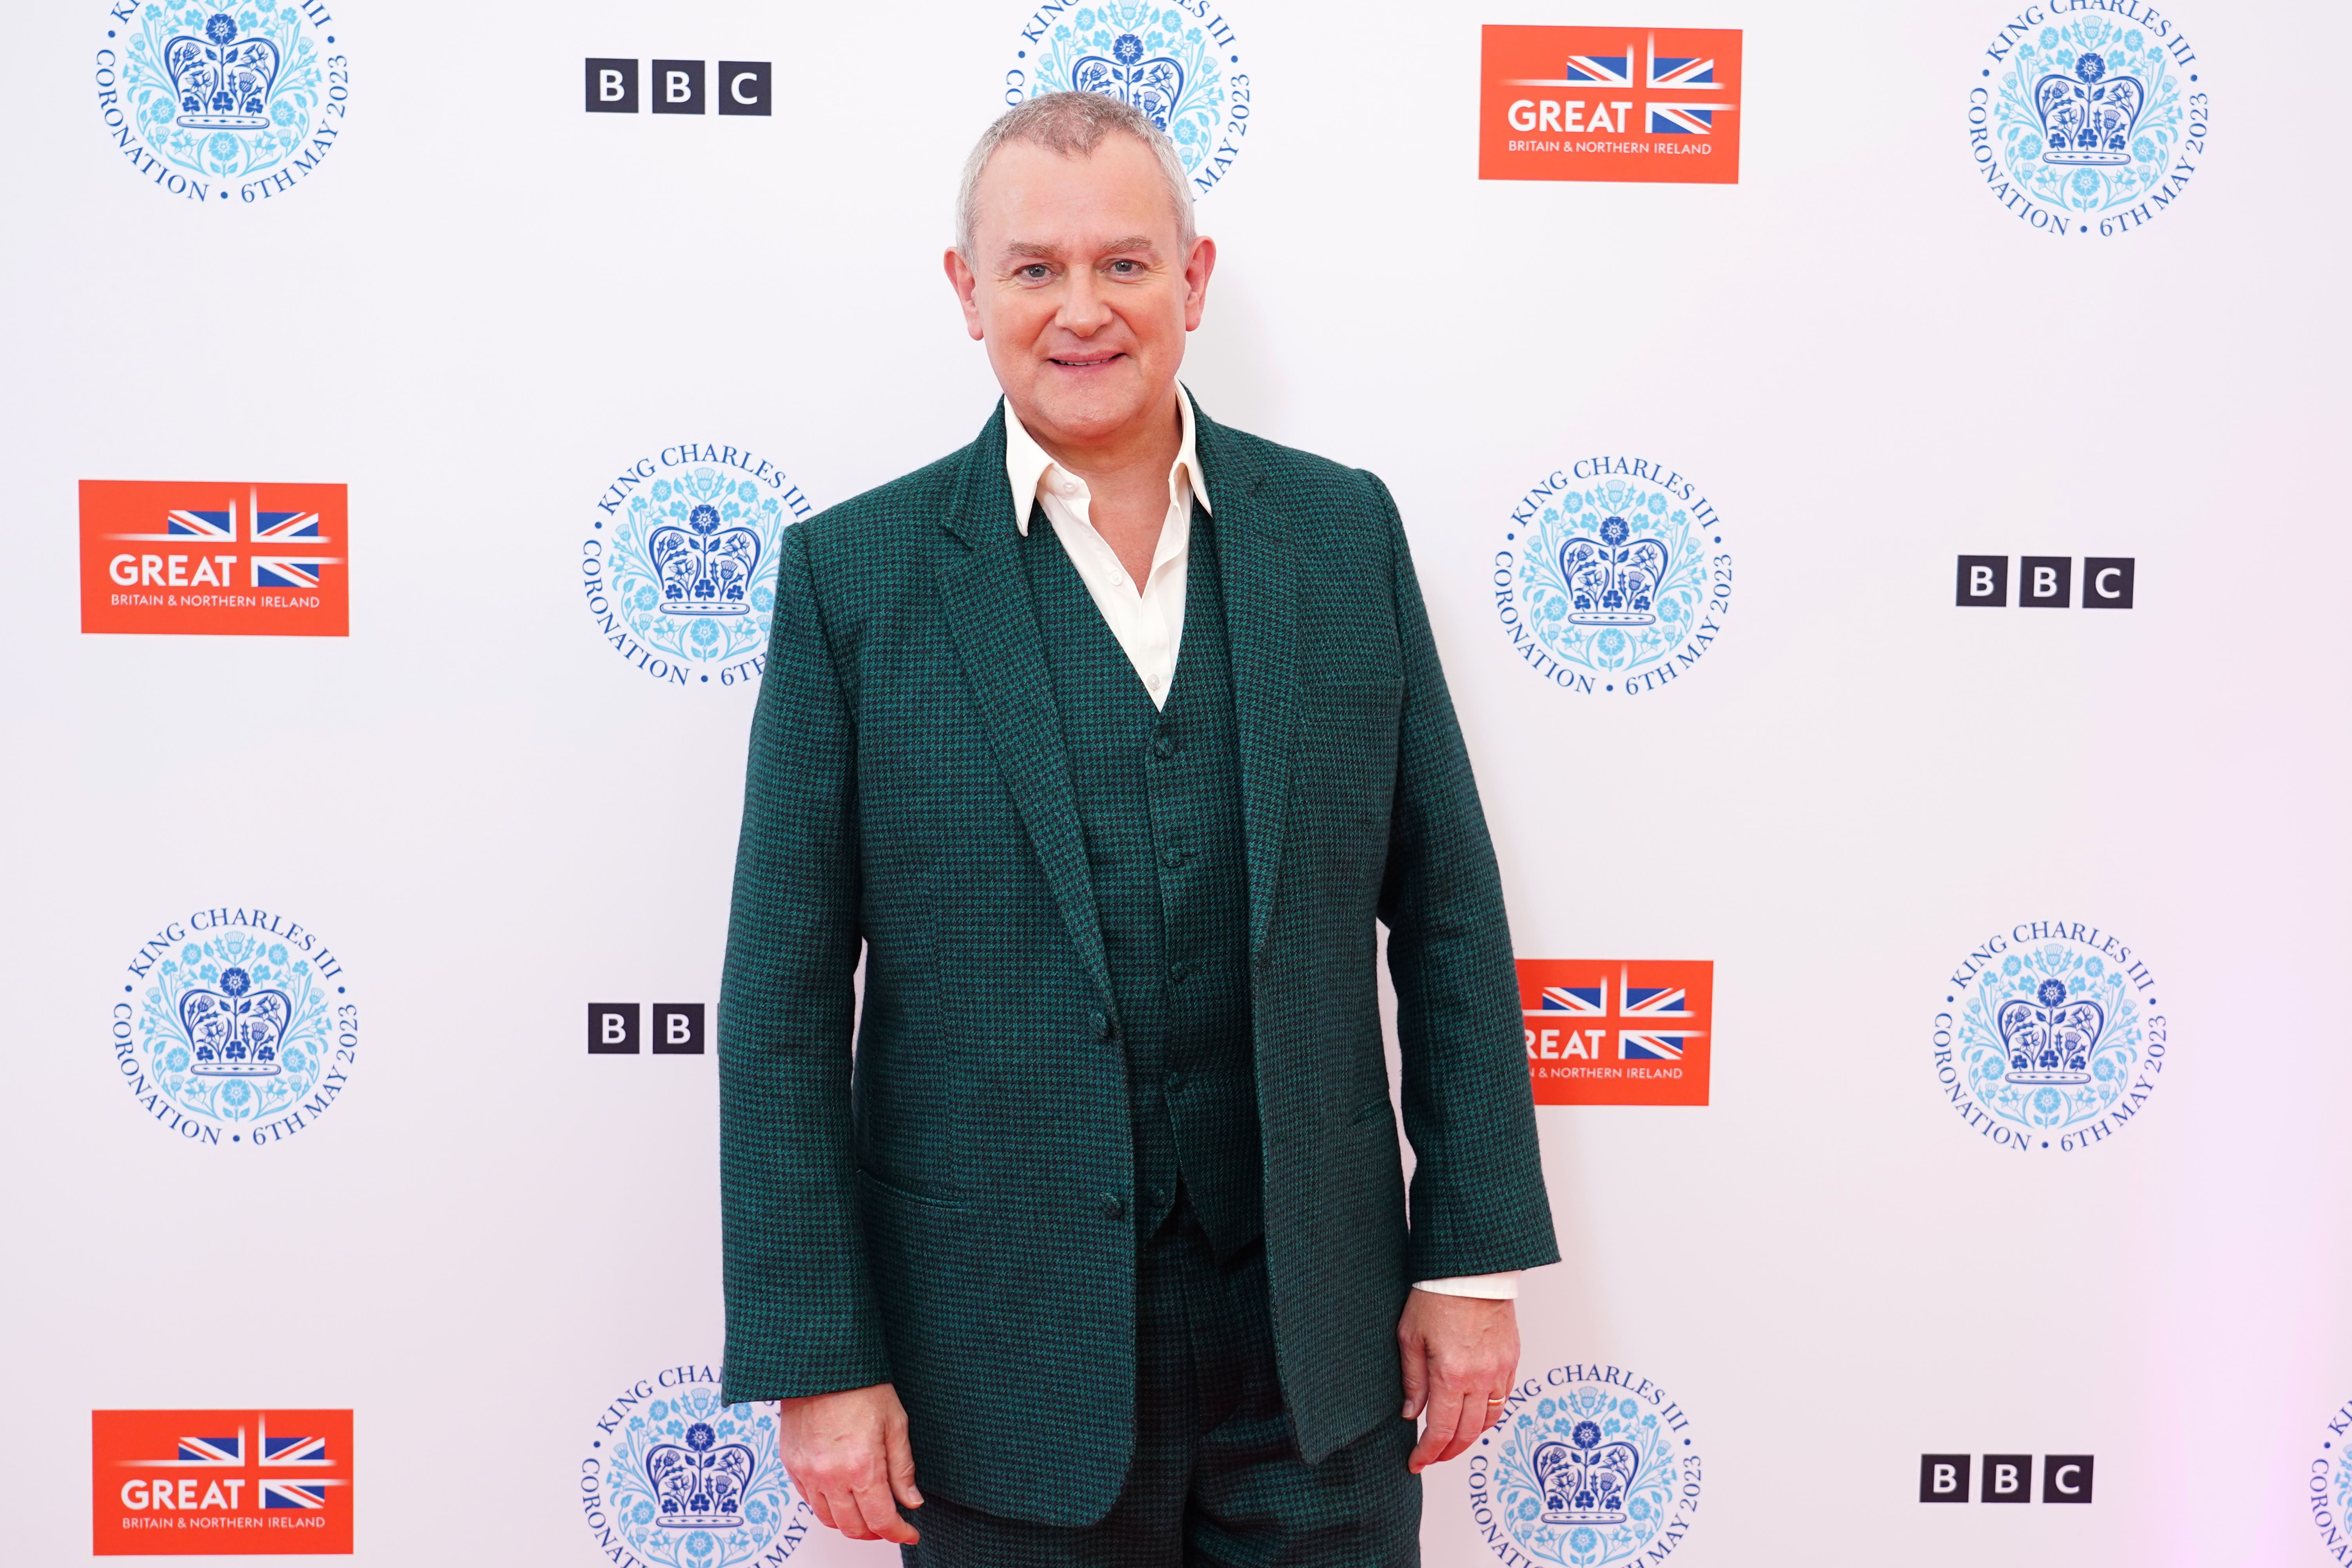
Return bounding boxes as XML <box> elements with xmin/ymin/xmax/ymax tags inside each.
<box><xmin>1021</xmin><ymin>506</ymin><xmax>1261</xmax><ymax>1255</ymax></box>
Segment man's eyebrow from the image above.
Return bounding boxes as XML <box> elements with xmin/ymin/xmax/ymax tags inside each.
<box><xmin>1096</xmin><ymin>236</ymin><xmax>1158</xmax><ymax>255</ymax></box>
<box><xmin>1000</xmin><ymin>241</ymin><xmax>1062</xmax><ymax>260</ymax></box>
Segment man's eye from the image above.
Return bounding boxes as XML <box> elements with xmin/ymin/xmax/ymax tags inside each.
<box><xmin>1020</xmin><ymin>265</ymin><xmax>1051</xmax><ymax>281</ymax></box>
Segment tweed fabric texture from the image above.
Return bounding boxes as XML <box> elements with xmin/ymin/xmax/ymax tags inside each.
<box><xmin>719</xmin><ymin>401</ymin><xmax>1557</xmax><ymax>1526</ymax></box>
<box><xmin>1022</xmin><ymin>510</ymin><xmax>1261</xmax><ymax>1254</ymax></box>
<box><xmin>900</xmin><ymin>1198</ymin><xmax>1421</xmax><ymax>1568</ymax></box>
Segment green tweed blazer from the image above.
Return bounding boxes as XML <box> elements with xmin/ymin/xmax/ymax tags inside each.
<box><xmin>718</xmin><ymin>399</ymin><xmax>1557</xmax><ymax>1524</ymax></box>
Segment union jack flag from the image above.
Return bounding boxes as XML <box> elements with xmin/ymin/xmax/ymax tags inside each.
<box><xmin>1621</xmin><ymin>978</ymin><xmax>1697</xmax><ymax>1018</ymax></box>
<box><xmin>162</xmin><ymin>508</ymin><xmax>239</xmax><ymax>540</ymax></box>
<box><xmin>1619</xmin><ymin>972</ymin><xmax>1700</xmax><ymax>1060</ymax></box>
<box><xmin>1648</xmin><ymin>51</ymin><xmax>1719</xmax><ymax>88</ymax></box>
<box><xmin>1560</xmin><ymin>50</ymin><xmax>1633</xmax><ymax>87</ymax></box>
<box><xmin>174</xmin><ymin>1432</ymin><xmax>247</xmax><ymax>1464</ymax></box>
<box><xmin>252</xmin><ymin>505</ymin><xmax>325</xmax><ymax>542</ymax></box>
<box><xmin>263</xmin><ymin>1431</ymin><xmax>335</xmax><ymax>1465</ymax></box>
<box><xmin>253</xmin><ymin>558</ymin><xmax>334</xmax><ymax>589</ymax></box>
<box><xmin>1532</xmin><ymin>982</ymin><xmax>1606</xmax><ymax>1016</ymax></box>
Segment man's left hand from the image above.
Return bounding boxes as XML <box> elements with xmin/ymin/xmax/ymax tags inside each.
<box><xmin>1397</xmin><ymin>1289</ymin><xmax>1519</xmax><ymax>1473</ymax></box>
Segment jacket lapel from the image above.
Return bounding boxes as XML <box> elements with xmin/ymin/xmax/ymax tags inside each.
<box><xmin>1194</xmin><ymin>404</ymin><xmax>1298</xmax><ymax>963</ymax></box>
<box><xmin>936</xmin><ymin>405</ymin><xmax>1118</xmax><ymax>1016</ymax></box>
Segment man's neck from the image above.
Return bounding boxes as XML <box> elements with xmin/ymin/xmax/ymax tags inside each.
<box><xmin>1012</xmin><ymin>384</ymin><xmax>1184</xmax><ymax>493</ymax></box>
<box><xmin>1011</xmin><ymin>384</ymin><xmax>1187</xmax><ymax>588</ymax></box>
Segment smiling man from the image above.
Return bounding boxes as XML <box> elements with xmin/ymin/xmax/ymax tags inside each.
<box><xmin>718</xmin><ymin>93</ymin><xmax>1557</xmax><ymax>1566</ymax></box>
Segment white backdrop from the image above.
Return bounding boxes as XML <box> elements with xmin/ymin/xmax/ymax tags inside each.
<box><xmin>4</xmin><ymin>1</ymin><xmax>2348</xmax><ymax>1564</ymax></box>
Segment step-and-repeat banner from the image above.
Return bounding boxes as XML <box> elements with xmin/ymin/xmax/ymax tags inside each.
<box><xmin>4</xmin><ymin>2</ymin><xmax>2345</xmax><ymax>1564</ymax></box>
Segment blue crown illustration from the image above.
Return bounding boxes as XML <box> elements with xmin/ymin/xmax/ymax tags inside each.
<box><xmin>165</xmin><ymin>14</ymin><xmax>281</xmax><ymax>132</ymax></box>
<box><xmin>1530</xmin><ymin>1421</ymin><xmax>1642</xmax><ymax>1525</ymax></box>
<box><xmin>179</xmin><ymin>967</ymin><xmax>290</xmax><ymax>1078</ymax></box>
<box><xmin>2034</xmin><ymin>52</ymin><xmax>2146</xmax><ymax>166</ymax></box>
<box><xmin>1072</xmin><ymin>33</ymin><xmax>1186</xmax><ymax>131</ymax></box>
<box><xmin>646</xmin><ymin>1423</ymin><xmax>755</xmax><ymax>1530</ymax></box>
<box><xmin>1997</xmin><ymin>977</ymin><xmax>2106</xmax><ymax>1085</ymax></box>
<box><xmin>648</xmin><ymin>504</ymin><xmax>761</xmax><ymax>617</ymax></box>
<box><xmin>1559</xmin><ymin>516</ymin><xmax>1668</xmax><ymax>626</ymax></box>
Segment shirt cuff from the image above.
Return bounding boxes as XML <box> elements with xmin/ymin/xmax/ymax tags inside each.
<box><xmin>1411</xmin><ymin>1272</ymin><xmax>1520</xmax><ymax>1300</ymax></box>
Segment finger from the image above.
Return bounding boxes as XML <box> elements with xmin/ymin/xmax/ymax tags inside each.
<box><xmin>887</xmin><ymin>1419</ymin><xmax>925</xmax><ymax>1510</ymax></box>
<box><xmin>823</xmin><ymin>1486</ymin><xmax>877</xmax><ymax>1540</ymax></box>
<box><xmin>1398</xmin><ymin>1334</ymin><xmax>1429</xmax><ymax>1420</ymax></box>
<box><xmin>1409</xmin><ymin>1379</ymin><xmax>1463</xmax><ymax>1472</ymax></box>
<box><xmin>851</xmin><ymin>1479</ymin><xmax>921</xmax><ymax>1546</ymax></box>
<box><xmin>1437</xmin><ymin>1390</ymin><xmax>1487</xmax><ymax>1463</ymax></box>
<box><xmin>805</xmin><ymin>1486</ymin><xmax>839</xmax><ymax>1534</ymax></box>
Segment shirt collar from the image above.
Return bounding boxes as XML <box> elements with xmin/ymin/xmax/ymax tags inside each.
<box><xmin>1002</xmin><ymin>385</ymin><xmax>1211</xmax><ymax>536</ymax></box>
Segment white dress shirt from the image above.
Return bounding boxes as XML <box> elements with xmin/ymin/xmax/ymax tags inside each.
<box><xmin>1001</xmin><ymin>390</ymin><xmax>1519</xmax><ymax>1303</ymax></box>
<box><xmin>1003</xmin><ymin>389</ymin><xmax>1201</xmax><ymax>708</ymax></box>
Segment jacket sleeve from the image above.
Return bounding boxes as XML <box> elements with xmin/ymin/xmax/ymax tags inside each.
<box><xmin>1368</xmin><ymin>473</ymin><xmax>1563</xmax><ymax>1283</ymax></box>
<box><xmin>717</xmin><ymin>523</ymin><xmax>893</xmax><ymax>1404</ymax></box>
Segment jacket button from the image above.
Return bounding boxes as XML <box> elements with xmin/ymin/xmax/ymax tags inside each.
<box><xmin>1089</xmin><ymin>1011</ymin><xmax>1111</xmax><ymax>1040</ymax></box>
<box><xmin>1167</xmin><ymin>960</ymin><xmax>1190</xmax><ymax>984</ymax></box>
<box><xmin>1152</xmin><ymin>736</ymin><xmax>1176</xmax><ymax>759</ymax></box>
<box><xmin>1165</xmin><ymin>1069</ymin><xmax>1186</xmax><ymax>1092</ymax></box>
<box><xmin>1161</xmin><ymin>847</ymin><xmax>1185</xmax><ymax>869</ymax></box>
<box><xmin>1101</xmin><ymin>1194</ymin><xmax>1126</xmax><ymax>1220</ymax></box>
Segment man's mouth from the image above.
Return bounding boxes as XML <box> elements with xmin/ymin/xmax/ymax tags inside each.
<box><xmin>1047</xmin><ymin>353</ymin><xmax>1124</xmax><ymax>370</ymax></box>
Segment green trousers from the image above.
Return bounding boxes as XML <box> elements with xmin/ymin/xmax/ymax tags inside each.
<box><xmin>901</xmin><ymin>1194</ymin><xmax>1421</xmax><ymax>1567</ymax></box>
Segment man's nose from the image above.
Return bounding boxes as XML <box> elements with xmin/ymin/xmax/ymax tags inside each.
<box><xmin>1056</xmin><ymin>267</ymin><xmax>1112</xmax><ymax>336</ymax></box>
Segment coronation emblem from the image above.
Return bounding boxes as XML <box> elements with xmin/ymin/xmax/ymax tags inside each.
<box><xmin>1967</xmin><ymin>7</ymin><xmax>2207</xmax><ymax>236</ymax></box>
<box><xmin>94</xmin><ymin>1</ymin><xmax>348</xmax><ymax>203</ymax></box>
<box><xmin>1006</xmin><ymin>1</ymin><xmax>1252</xmax><ymax>198</ymax></box>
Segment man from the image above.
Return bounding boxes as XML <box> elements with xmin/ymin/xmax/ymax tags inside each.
<box><xmin>719</xmin><ymin>93</ymin><xmax>1555</xmax><ymax>1565</ymax></box>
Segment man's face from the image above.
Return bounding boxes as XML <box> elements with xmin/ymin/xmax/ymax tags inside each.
<box><xmin>948</xmin><ymin>134</ymin><xmax>1214</xmax><ymax>447</ymax></box>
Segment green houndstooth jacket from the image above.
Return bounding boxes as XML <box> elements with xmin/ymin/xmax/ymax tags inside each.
<box><xmin>718</xmin><ymin>399</ymin><xmax>1557</xmax><ymax>1525</ymax></box>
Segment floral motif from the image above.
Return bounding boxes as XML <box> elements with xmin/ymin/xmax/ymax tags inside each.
<box><xmin>1955</xmin><ymin>937</ymin><xmax>2145</xmax><ymax>1136</ymax></box>
<box><xmin>608</xmin><ymin>472</ymin><xmax>786</xmax><ymax>670</ymax></box>
<box><xmin>1514</xmin><ymin>477</ymin><xmax>1712</xmax><ymax>681</ymax></box>
<box><xmin>1991</xmin><ymin>18</ymin><xmax>2184</xmax><ymax>216</ymax></box>
<box><xmin>115</xmin><ymin>4</ymin><xmax>325</xmax><ymax>184</ymax></box>
<box><xmin>599</xmin><ymin>1385</ymin><xmax>799</xmax><ymax>1568</ymax></box>
<box><xmin>1029</xmin><ymin>2</ymin><xmax>1228</xmax><ymax>180</ymax></box>
<box><xmin>132</xmin><ymin>926</ymin><xmax>336</xmax><ymax>1127</ymax></box>
<box><xmin>1489</xmin><ymin>1383</ymin><xmax>1684</xmax><ymax>1566</ymax></box>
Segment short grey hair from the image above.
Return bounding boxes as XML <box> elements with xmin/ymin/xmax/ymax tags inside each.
<box><xmin>955</xmin><ymin>91</ymin><xmax>1197</xmax><ymax>261</ymax></box>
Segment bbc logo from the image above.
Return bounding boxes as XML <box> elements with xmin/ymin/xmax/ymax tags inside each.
<box><xmin>1918</xmin><ymin>1453</ymin><xmax>2094</xmax><ymax>1503</ymax></box>
<box><xmin>588</xmin><ymin>1002</ymin><xmax>707</xmax><ymax>1054</ymax></box>
<box><xmin>585</xmin><ymin>59</ymin><xmax>771</xmax><ymax>116</ymax></box>
<box><xmin>1955</xmin><ymin>555</ymin><xmax>2135</xmax><ymax>608</ymax></box>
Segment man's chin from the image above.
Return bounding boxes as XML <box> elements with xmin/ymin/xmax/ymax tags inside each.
<box><xmin>1023</xmin><ymin>374</ymin><xmax>1163</xmax><ymax>445</ymax></box>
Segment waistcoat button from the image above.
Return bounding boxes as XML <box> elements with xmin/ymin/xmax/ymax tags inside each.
<box><xmin>1101</xmin><ymin>1194</ymin><xmax>1127</xmax><ymax>1220</ymax></box>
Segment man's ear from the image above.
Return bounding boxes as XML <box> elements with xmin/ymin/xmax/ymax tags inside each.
<box><xmin>944</xmin><ymin>248</ymin><xmax>986</xmax><ymax>342</ymax></box>
<box><xmin>1181</xmin><ymin>235</ymin><xmax>1218</xmax><ymax>333</ymax></box>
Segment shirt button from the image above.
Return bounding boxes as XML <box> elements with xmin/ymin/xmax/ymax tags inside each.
<box><xmin>1101</xmin><ymin>1193</ymin><xmax>1127</xmax><ymax>1220</ymax></box>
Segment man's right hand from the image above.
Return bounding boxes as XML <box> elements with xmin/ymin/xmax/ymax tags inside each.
<box><xmin>777</xmin><ymin>1382</ymin><xmax>923</xmax><ymax>1546</ymax></box>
